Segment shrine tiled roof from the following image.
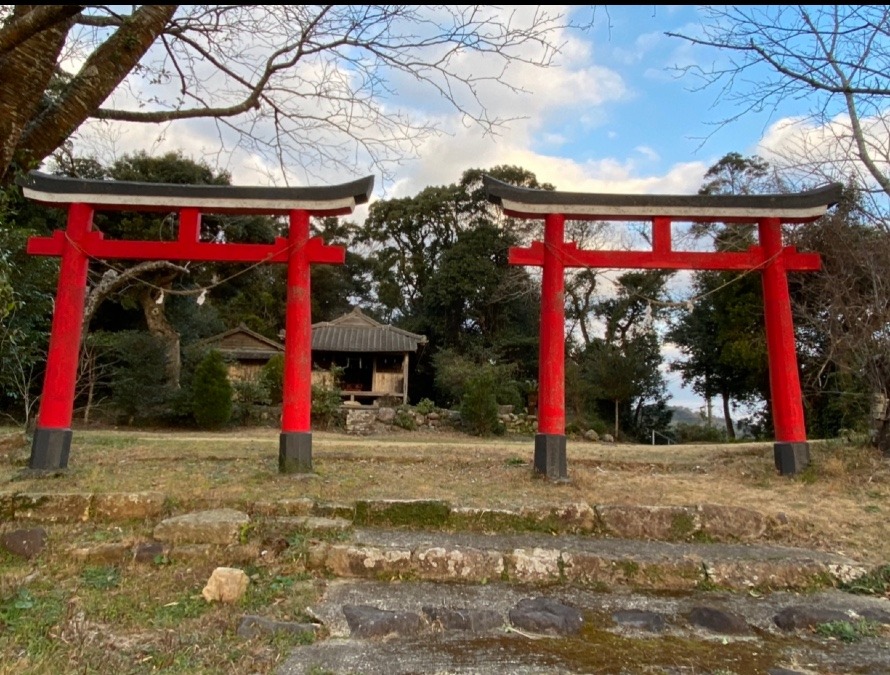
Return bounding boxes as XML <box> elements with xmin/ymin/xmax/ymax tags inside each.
<box><xmin>311</xmin><ymin>308</ymin><xmax>427</xmax><ymax>353</ymax></box>
<box><xmin>483</xmin><ymin>175</ymin><xmax>844</xmax><ymax>223</ymax></box>
<box><xmin>17</xmin><ymin>171</ymin><xmax>374</xmax><ymax>216</ymax></box>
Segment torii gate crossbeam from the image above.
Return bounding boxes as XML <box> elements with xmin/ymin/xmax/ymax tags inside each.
<box><xmin>20</xmin><ymin>172</ymin><xmax>373</xmax><ymax>474</ymax></box>
<box><xmin>484</xmin><ymin>176</ymin><xmax>844</xmax><ymax>479</ymax></box>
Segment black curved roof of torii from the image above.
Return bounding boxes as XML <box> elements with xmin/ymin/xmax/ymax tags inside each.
<box><xmin>482</xmin><ymin>175</ymin><xmax>845</xmax><ymax>223</ymax></box>
<box><xmin>17</xmin><ymin>171</ymin><xmax>375</xmax><ymax>216</ymax></box>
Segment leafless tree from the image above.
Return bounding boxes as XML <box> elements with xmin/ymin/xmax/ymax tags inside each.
<box><xmin>0</xmin><ymin>5</ymin><xmax>570</xmax><ymax>184</ymax></box>
<box><xmin>670</xmin><ymin>8</ymin><xmax>890</xmax><ymax>450</ymax></box>
<box><xmin>668</xmin><ymin>5</ymin><xmax>890</xmax><ymax>221</ymax></box>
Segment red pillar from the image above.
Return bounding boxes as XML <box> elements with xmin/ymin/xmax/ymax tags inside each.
<box><xmin>279</xmin><ymin>209</ymin><xmax>313</xmax><ymax>473</ymax></box>
<box><xmin>535</xmin><ymin>213</ymin><xmax>567</xmax><ymax>479</ymax></box>
<box><xmin>758</xmin><ymin>217</ymin><xmax>809</xmax><ymax>474</ymax></box>
<box><xmin>30</xmin><ymin>203</ymin><xmax>93</xmax><ymax>471</ymax></box>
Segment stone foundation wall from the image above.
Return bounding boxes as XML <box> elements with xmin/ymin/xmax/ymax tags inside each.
<box><xmin>344</xmin><ymin>404</ymin><xmax>537</xmax><ymax>436</ymax></box>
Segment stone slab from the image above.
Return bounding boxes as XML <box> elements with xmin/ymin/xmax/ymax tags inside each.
<box><xmin>153</xmin><ymin>509</ymin><xmax>249</xmax><ymax>545</ymax></box>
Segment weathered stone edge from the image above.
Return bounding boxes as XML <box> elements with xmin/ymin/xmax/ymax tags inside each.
<box><xmin>305</xmin><ymin>541</ymin><xmax>863</xmax><ymax>592</ymax></box>
<box><xmin>0</xmin><ymin>493</ymin><xmax>792</xmax><ymax>543</ymax></box>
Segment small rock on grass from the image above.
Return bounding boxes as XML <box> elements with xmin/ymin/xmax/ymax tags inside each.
<box><xmin>202</xmin><ymin>566</ymin><xmax>249</xmax><ymax>603</ymax></box>
<box><xmin>0</xmin><ymin>528</ymin><xmax>47</xmax><ymax>559</ymax></box>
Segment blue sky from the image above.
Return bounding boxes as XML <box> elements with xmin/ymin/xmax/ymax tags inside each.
<box><xmin>73</xmin><ymin>5</ymin><xmax>831</xmax><ymax>414</ymax></box>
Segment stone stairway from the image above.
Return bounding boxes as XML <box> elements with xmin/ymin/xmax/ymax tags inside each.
<box><xmin>2</xmin><ymin>491</ymin><xmax>888</xmax><ymax>674</ymax></box>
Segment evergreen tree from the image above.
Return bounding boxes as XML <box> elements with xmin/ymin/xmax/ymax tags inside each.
<box><xmin>191</xmin><ymin>350</ymin><xmax>233</xmax><ymax>429</ymax></box>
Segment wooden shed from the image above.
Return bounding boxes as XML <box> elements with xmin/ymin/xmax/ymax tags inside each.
<box><xmin>310</xmin><ymin>308</ymin><xmax>427</xmax><ymax>404</ymax></box>
<box><xmin>197</xmin><ymin>325</ymin><xmax>284</xmax><ymax>381</ymax></box>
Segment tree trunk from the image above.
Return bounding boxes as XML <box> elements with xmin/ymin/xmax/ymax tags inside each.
<box><xmin>138</xmin><ymin>288</ymin><xmax>181</xmax><ymax>388</ymax></box>
<box><xmin>614</xmin><ymin>399</ymin><xmax>620</xmax><ymax>439</ymax></box>
<box><xmin>0</xmin><ymin>6</ymin><xmax>74</xmax><ymax>182</ymax></box>
<box><xmin>13</xmin><ymin>5</ymin><xmax>177</xmax><ymax>172</ymax></box>
<box><xmin>721</xmin><ymin>391</ymin><xmax>736</xmax><ymax>440</ymax></box>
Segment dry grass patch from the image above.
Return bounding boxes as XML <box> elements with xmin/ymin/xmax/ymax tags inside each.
<box><xmin>1</xmin><ymin>427</ymin><xmax>889</xmax><ymax>562</ymax></box>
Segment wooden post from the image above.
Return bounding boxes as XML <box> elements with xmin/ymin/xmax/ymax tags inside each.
<box><xmin>759</xmin><ymin>218</ymin><xmax>809</xmax><ymax>475</ymax></box>
<box><xmin>535</xmin><ymin>212</ymin><xmax>567</xmax><ymax>480</ymax></box>
<box><xmin>29</xmin><ymin>203</ymin><xmax>93</xmax><ymax>471</ymax></box>
<box><xmin>279</xmin><ymin>210</ymin><xmax>313</xmax><ymax>473</ymax></box>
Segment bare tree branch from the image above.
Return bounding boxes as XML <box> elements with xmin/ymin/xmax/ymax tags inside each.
<box><xmin>0</xmin><ymin>5</ymin><xmax>569</xmax><ymax>183</ymax></box>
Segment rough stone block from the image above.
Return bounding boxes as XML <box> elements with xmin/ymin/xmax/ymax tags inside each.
<box><xmin>509</xmin><ymin>597</ymin><xmax>583</xmax><ymax>635</ymax></box>
<box><xmin>506</xmin><ymin>548</ymin><xmax>562</xmax><ymax>584</ymax></box>
<box><xmin>698</xmin><ymin>504</ymin><xmax>768</xmax><ymax>540</ymax></box>
<box><xmin>688</xmin><ymin>606</ymin><xmax>752</xmax><ymax>635</ymax></box>
<box><xmin>153</xmin><ymin>509</ymin><xmax>249</xmax><ymax>545</ymax></box>
<box><xmin>260</xmin><ymin>516</ymin><xmax>350</xmax><ymax>541</ymax></box>
<box><xmin>562</xmin><ymin>551</ymin><xmax>702</xmax><ymax>591</ymax></box>
<box><xmin>133</xmin><ymin>541</ymin><xmax>168</xmax><ymax>564</ymax></box>
<box><xmin>312</xmin><ymin>502</ymin><xmax>355</xmax><ymax>519</ymax></box>
<box><xmin>414</xmin><ymin>546</ymin><xmax>504</xmax><ymax>582</ymax></box>
<box><xmin>596</xmin><ymin>505</ymin><xmax>701</xmax><ymax>541</ymax></box>
<box><xmin>13</xmin><ymin>493</ymin><xmax>92</xmax><ymax>523</ymax></box>
<box><xmin>323</xmin><ymin>544</ymin><xmax>414</xmax><ymax>578</ymax></box>
<box><xmin>519</xmin><ymin>503</ymin><xmax>597</xmax><ymax>533</ymax></box>
<box><xmin>202</xmin><ymin>566</ymin><xmax>249</xmax><ymax>603</ymax></box>
<box><xmin>342</xmin><ymin>604</ymin><xmax>426</xmax><ymax>638</ymax></box>
<box><xmin>69</xmin><ymin>542</ymin><xmax>130</xmax><ymax>563</ymax></box>
<box><xmin>774</xmin><ymin>606</ymin><xmax>851</xmax><ymax>631</ymax></box>
<box><xmin>703</xmin><ymin>559</ymin><xmax>833</xmax><ymax>591</ymax></box>
<box><xmin>0</xmin><ymin>527</ymin><xmax>47</xmax><ymax>559</ymax></box>
<box><xmin>93</xmin><ymin>492</ymin><xmax>165</xmax><ymax>521</ymax></box>
<box><xmin>251</xmin><ymin>498</ymin><xmax>314</xmax><ymax>517</ymax></box>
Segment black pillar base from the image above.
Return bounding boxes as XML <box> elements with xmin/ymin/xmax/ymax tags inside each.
<box><xmin>534</xmin><ymin>433</ymin><xmax>567</xmax><ymax>481</ymax></box>
<box><xmin>774</xmin><ymin>441</ymin><xmax>810</xmax><ymax>476</ymax></box>
<box><xmin>29</xmin><ymin>428</ymin><xmax>72</xmax><ymax>472</ymax></box>
<box><xmin>279</xmin><ymin>432</ymin><xmax>312</xmax><ymax>474</ymax></box>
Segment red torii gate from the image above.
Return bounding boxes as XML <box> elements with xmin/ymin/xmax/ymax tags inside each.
<box><xmin>483</xmin><ymin>176</ymin><xmax>843</xmax><ymax>478</ymax></box>
<box><xmin>19</xmin><ymin>171</ymin><xmax>373</xmax><ymax>474</ymax></box>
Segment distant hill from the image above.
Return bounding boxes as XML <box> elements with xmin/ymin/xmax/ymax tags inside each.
<box><xmin>668</xmin><ymin>406</ymin><xmax>726</xmax><ymax>429</ymax></box>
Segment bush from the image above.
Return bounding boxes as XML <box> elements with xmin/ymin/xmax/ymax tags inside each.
<box><xmin>311</xmin><ymin>365</ymin><xmax>343</xmax><ymax>430</ymax></box>
<box><xmin>393</xmin><ymin>406</ymin><xmax>417</xmax><ymax>430</ymax></box>
<box><xmin>672</xmin><ymin>422</ymin><xmax>726</xmax><ymax>444</ymax></box>
<box><xmin>231</xmin><ymin>375</ymin><xmax>272</xmax><ymax>425</ymax></box>
<box><xmin>460</xmin><ymin>372</ymin><xmax>501</xmax><ymax>436</ymax></box>
<box><xmin>434</xmin><ymin>349</ymin><xmax>522</xmax><ymax>411</ymax></box>
<box><xmin>261</xmin><ymin>354</ymin><xmax>285</xmax><ymax>405</ymax></box>
<box><xmin>87</xmin><ymin>331</ymin><xmax>172</xmax><ymax>424</ymax></box>
<box><xmin>415</xmin><ymin>397</ymin><xmax>436</xmax><ymax>415</ymax></box>
<box><xmin>191</xmin><ymin>350</ymin><xmax>233</xmax><ymax>429</ymax></box>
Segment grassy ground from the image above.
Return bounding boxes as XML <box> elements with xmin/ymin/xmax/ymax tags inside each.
<box><xmin>0</xmin><ymin>426</ymin><xmax>888</xmax><ymax>673</ymax></box>
<box><xmin>2</xmin><ymin>426</ymin><xmax>889</xmax><ymax>561</ymax></box>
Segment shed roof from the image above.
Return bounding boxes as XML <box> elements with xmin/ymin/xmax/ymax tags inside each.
<box><xmin>311</xmin><ymin>308</ymin><xmax>427</xmax><ymax>353</ymax></box>
<box><xmin>197</xmin><ymin>325</ymin><xmax>284</xmax><ymax>361</ymax></box>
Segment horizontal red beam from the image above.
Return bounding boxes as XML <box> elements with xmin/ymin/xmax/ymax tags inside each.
<box><xmin>27</xmin><ymin>231</ymin><xmax>345</xmax><ymax>265</ymax></box>
<box><xmin>508</xmin><ymin>241</ymin><xmax>820</xmax><ymax>272</ymax></box>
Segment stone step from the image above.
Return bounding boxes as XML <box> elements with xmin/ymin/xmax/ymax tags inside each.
<box><xmin>306</xmin><ymin>528</ymin><xmax>866</xmax><ymax>593</ymax></box>
<box><xmin>277</xmin><ymin>580</ymin><xmax>890</xmax><ymax>675</ymax></box>
<box><xmin>3</xmin><ymin>492</ymin><xmax>794</xmax><ymax>544</ymax></box>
